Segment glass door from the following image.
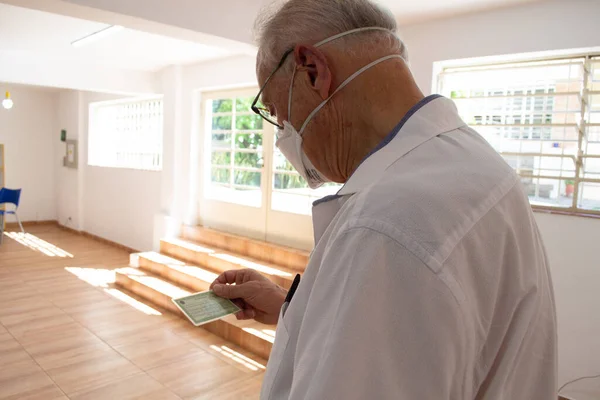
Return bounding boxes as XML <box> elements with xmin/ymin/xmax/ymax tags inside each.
<box><xmin>199</xmin><ymin>88</ymin><xmax>340</xmax><ymax>250</ymax></box>
<box><xmin>199</xmin><ymin>88</ymin><xmax>269</xmax><ymax>241</ymax></box>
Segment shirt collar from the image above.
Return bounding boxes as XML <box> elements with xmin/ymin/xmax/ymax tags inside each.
<box><xmin>336</xmin><ymin>95</ymin><xmax>466</xmax><ymax>196</ymax></box>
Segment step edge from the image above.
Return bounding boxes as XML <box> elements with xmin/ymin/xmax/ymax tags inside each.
<box><xmin>184</xmin><ymin>225</ymin><xmax>310</xmax><ymax>257</ymax></box>
<box><xmin>160</xmin><ymin>238</ymin><xmax>299</xmax><ymax>277</ymax></box>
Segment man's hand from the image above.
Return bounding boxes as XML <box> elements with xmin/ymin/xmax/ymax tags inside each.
<box><xmin>210</xmin><ymin>269</ymin><xmax>287</xmax><ymax>325</ymax></box>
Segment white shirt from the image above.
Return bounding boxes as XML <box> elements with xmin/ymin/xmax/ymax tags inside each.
<box><xmin>260</xmin><ymin>95</ymin><xmax>558</xmax><ymax>400</ymax></box>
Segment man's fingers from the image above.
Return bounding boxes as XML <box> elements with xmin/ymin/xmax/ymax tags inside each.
<box><xmin>210</xmin><ymin>270</ymin><xmax>243</xmax><ymax>289</ymax></box>
<box><xmin>231</xmin><ymin>299</ymin><xmax>245</xmax><ymax>309</ymax></box>
<box><xmin>235</xmin><ymin>308</ymin><xmax>256</xmax><ymax>320</ymax></box>
<box><xmin>213</xmin><ymin>282</ymin><xmax>254</xmax><ymax>299</ymax></box>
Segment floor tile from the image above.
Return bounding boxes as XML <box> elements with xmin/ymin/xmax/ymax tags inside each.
<box><xmin>84</xmin><ymin>314</ymin><xmax>166</xmax><ymax>344</ymax></box>
<box><xmin>186</xmin><ymin>328</ymin><xmax>267</xmax><ymax>373</ymax></box>
<box><xmin>46</xmin><ymin>350</ymin><xmax>142</xmax><ymax>395</ymax></box>
<box><xmin>192</xmin><ymin>375</ymin><xmax>263</xmax><ymax>400</ymax></box>
<box><xmin>147</xmin><ymin>351</ymin><xmax>248</xmax><ymax>399</ymax></box>
<box><xmin>28</xmin><ymin>336</ymin><xmax>115</xmax><ymax>371</ymax></box>
<box><xmin>113</xmin><ymin>330</ymin><xmax>205</xmax><ymax>370</ymax></box>
<box><xmin>0</xmin><ymin>334</ymin><xmax>32</xmax><ymax>367</ymax></box>
<box><xmin>3</xmin><ymin>310</ymin><xmax>75</xmax><ymax>339</ymax></box>
<box><xmin>69</xmin><ymin>373</ymin><xmax>181</xmax><ymax>400</ymax></box>
<box><xmin>0</xmin><ymin>359</ymin><xmax>66</xmax><ymax>400</ymax></box>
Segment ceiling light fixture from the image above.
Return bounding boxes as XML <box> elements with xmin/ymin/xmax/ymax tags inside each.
<box><xmin>71</xmin><ymin>25</ymin><xmax>123</xmax><ymax>48</ymax></box>
<box><xmin>2</xmin><ymin>91</ymin><xmax>13</xmax><ymax>110</ymax></box>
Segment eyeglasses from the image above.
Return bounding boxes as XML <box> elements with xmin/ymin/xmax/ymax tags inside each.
<box><xmin>251</xmin><ymin>48</ymin><xmax>294</xmax><ymax>129</ymax></box>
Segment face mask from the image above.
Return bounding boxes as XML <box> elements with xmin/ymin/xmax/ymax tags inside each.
<box><xmin>275</xmin><ymin>27</ymin><xmax>404</xmax><ymax>189</ymax></box>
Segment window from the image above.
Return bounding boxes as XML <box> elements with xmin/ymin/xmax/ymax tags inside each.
<box><xmin>88</xmin><ymin>98</ymin><xmax>163</xmax><ymax>171</ymax></box>
<box><xmin>203</xmin><ymin>90</ymin><xmax>341</xmax><ymax>215</ymax></box>
<box><xmin>205</xmin><ymin>95</ymin><xmax>265</xmax><ymax>207</ymax></box>
<box><xmin>438</xmin><ymin>55</ymin><xmax>600</xmax><ymax>214</ymax></box>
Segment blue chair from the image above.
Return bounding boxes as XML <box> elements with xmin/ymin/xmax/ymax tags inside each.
<box><xmin>0</xmin><ymin>188</ymin><xmax>24</xmax><ymax>243</ymax></box>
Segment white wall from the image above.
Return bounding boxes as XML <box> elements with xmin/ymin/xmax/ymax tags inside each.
<box><xmin>400</xmin><ymin>0</ymin><xmax>600</xmax><ymax>387</ymax></box>
<box><xmin>535</xmin><ymin>213</ymin><xmax>600</xmax><ymax>388</ymax></box>
<box><xmin>0</xmin><ymin>84</ymin><xmax>57</xmax><ymax>222</ymax></box>
<box><xmin>400</xmin><ymin>0</ymin><xmax>600</xmax><ymax>95</ymax></box>
<box><xmin>56</xmin><ymin>90</ymin><xmax>83</xmax><ymax>229</ymax></box>
<box><xmin>81</xmin><ymin>92</ymin><xmax>161</xmax><ymax>251</ymax></box>
<box><xmin>55</xmin><ymin>90</ymin><xmax>162</xmax><ymax>250</ymax></box>
<box><xmin>83</xmin><ymin>164</ymin><xmax>160</xmax><ymax>251</ymax></box>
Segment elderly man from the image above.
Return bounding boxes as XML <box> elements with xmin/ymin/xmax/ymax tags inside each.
<box><xmin>211</xmin><ymin>0</ymin><xmax>558</xmax><ymax>398</ymax></box>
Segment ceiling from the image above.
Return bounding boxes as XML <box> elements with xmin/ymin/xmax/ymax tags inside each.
<box><xmin>378</xmin><ymin>0</ymin><xmax>543</xmax><ymax>24</ymax></box>
<box><xmin>0</xmin><ymin>3</ymin><xmax>232</xmax><ymax>72</ymax></box>
<box><xmin>0</xmin><ymin>0</ymin><xmax>545</xmax><ymax>93</ymax></box>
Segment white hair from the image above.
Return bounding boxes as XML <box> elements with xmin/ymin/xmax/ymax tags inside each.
<box><xmin>254</xmin><ymin>0</ymin><xmax>407</xmax><ymax>72</ymax></box>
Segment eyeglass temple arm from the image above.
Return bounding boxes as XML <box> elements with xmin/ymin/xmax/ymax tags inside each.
<box><xmin>251</xmin><ymin>48</ymin><xmax>295</xmax><ymax>114</ymax></box>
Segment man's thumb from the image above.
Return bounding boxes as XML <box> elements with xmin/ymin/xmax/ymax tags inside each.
<box><xmin>213</xmin><ymin>283</ymin><xmax>248</xmax><ymax>299</ymax></box>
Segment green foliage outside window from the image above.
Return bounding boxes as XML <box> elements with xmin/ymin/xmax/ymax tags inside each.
<box><xmin>236</xmin><ymin>97</ymin><xmax>254</xmax><ymax>113</ymax></box>
<box><xmin>235</xmin><ymin>152</ymin><xmax>262</xmax><ymax>169</ymax></box>
<box><xmin>235</xmin><ymin>170</ymin><xmax>261</xmax><ymax>187</ymax></box>
<box><xmin>212</xmin><ymin>133</ymin><xmax>231</xmax><ymax>148</ymax></box>
<box><xmin>274</xmin><ymin>173</ymin><xmax>309</xmax><ymax>190</ymax></box>
<box><xmin>211</xmin><ymin>167</ymin><xmax>230</xmax><ymax>184</ymax></box>
<box><xmin>213</xmin><ymin>116</ymin><xmax>232</xmax><ymax>130</ymax></box>
<box><xmin>273</xmin><ymin>152</ymin><xmax>308</xmax><ymax>189</ymax></box>
<box><xmin>236</xmin><ymin>133</ymin><xmax>263</xmax><ymax>150</ymax></box>
<box><xmin>210</xmin><ymin>96</ymin><xmax>332</xmax><ymax>191</ymax></box>
<box><xmin>236</xmin><ymin>115</ymin><xmax>263</xmax><ymax>130</ymax></box>
<box><xmin>213</xmin><ymin>99</ymin><xmax>232</xmax><ymax>113</ymax></box>
<box><xmin>211</xmin><ymin>151</ymin><xmax>230</xmax><ymax>165</ymax></box>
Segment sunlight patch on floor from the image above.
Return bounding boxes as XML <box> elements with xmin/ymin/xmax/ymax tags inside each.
<box><xmin>164</xmin><ymin>238</ymin><xmax>215</xmax><ymax>254</ymax></box>
<box><xmin>4</xmin><ymin>232</ymin><xmax>74</xmax><ymax>257</ymax></box>
<box><xmin>210</xmin><ymin>344</ymin><xmax>266</xmax><ymax>371</ymax></box>
<box><xmin>211</xmin><ymin>253</ymin><xmax>293</xmax><ymax>277</ymax></box>
<box><xmin>139</xmin><ymin>251</ymin><xmax>185</xmax><ymax>265</ymax></box>
<box><xmin>115</xmin><ymin>267</ymin><xmax>146</xmax><ymax>276</ymax></box>
<box><xmin>171</xmin><ymin>265</ymin><xmax>218</xmax><ymax>283</ymax></box>
<box><xmin>65</xmin><ymin>267</ymin><xmax>115</xmax><ymax>287</ymax></box>
<box><xmin>104</xmin><ymin>288</ymin><xmax>162</xmax><ymax>316</ymax></box>
<box><xmin>137</xmin><ymin>252</ymin><xmax>218</xmax><ymax>284</ymax></box>
<box><xmin>243</xmin><ymin>327</ymin><xmax>276</xmax><ymax>344</ymax></box>
<box><xmin>262</xmin><ymin>329</ymin><xmax>276</xmax><ymax>339</ymax></box>
<box><xmin>129</xmin><ymin>275</ymin><xmax>190</xmax><ymax>299</ymax></box>
<box><xmin>64</xmin><ymin>267</ymin><xmax>164</xmax><ymax>316</ymax></box>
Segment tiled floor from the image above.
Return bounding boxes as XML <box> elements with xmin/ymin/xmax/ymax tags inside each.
<box><xmin>0</xmin><ymin>225</ymin><xmax>265</xmax><ymax>399</ymax></box>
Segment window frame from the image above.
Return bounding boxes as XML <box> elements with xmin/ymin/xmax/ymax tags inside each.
<box><xmin>436</xmin><ymin>52</ymin><xmax>600</xmax><ymax>217</ymax></box>
<box><xmin>88</xmin><ymin>96</ymin><xmax>164</xmax><ymax>172</ymax></box>
<box><xmin>202</xmin><ymin>89</ymin><xmax>341</xmax><ymax>215</ymax></box>
<box><xmin>202</xmin><ymin>89</ymin><xmax>268</xmax><ymax>209</ymax></box>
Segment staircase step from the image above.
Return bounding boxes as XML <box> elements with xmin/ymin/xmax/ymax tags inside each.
<box><xmin>182</xmin><ymin>226</ymin><xmax>309</xmax><ymax>273</ymax></box>
<box><xmin>134</xmin><ymin>251</ymin><xmax>218</xmax><ymax>293</ymax></box>
<box><xmin>160</xmin><ymin>238</ymin><xmax>297</xmax><ymax>290</ymax></box>
<box><xmin>115</xmin><ymin>268</ymin><xmax>274</xmax><ymax>360</ymax></box>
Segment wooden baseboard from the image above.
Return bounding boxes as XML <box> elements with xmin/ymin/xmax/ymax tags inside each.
<box><xmin>80</xmin><ymin>230</ymin><xmax>139</xmax><ymax>254</ymax></box>
<box><xmin>54</xmin><ymin>223</ymin><xmax>139</xmax><ymax>254</ymax></box>
<box><xmin>4</xmin><ymin>220</ymin><xmax>57</xmax><ymax>229</ymax></box>
<box><xmin>56</xmin><ymin>223</ymin><xmax>79</xmax><ymax>235</ymax></box>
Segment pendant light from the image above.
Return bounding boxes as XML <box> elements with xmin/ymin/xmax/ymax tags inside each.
<box><xmin>2</xmin><ymin>91</ymin><xmax>13</xmax><ymax>110</ymax></box>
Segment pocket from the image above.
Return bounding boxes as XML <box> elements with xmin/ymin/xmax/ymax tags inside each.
<box><xmin>260</xmin><ymin>303</ymin><xmax>291</xmax><ymax>400</ymax></box>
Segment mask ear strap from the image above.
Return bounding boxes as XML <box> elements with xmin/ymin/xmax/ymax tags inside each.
<box><xmin>314</xmin><ymin>26</ymin><xmax>394</xmax><ymax>47</ymax></box>
<box><xmin>288</xmin><ymin>67</ymin><xmax>297</xmax><ymax>122</ymax></box>
<box><xmin>298</xmin><ymin>54</ymin><xmax>404</xmax><ymax>135</ymax></box>
<box><xmin>288</xmin><ymin>26</ymin><xmax>396</xmax><ymax>132</ymax></box>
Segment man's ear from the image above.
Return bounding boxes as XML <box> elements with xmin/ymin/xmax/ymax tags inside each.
<box><xmin>294</xmin><ymin>44</ymin><xmax>332</xmax><ymax>100</ymax></box>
